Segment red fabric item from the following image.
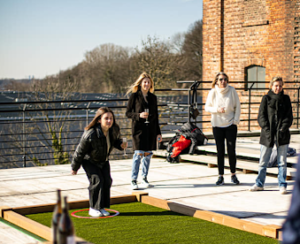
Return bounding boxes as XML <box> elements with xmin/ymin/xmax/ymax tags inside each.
<box><xmin>171</xmin><ymin>135</ymin><xmax>191</xmax><ymax>157</ymax></box>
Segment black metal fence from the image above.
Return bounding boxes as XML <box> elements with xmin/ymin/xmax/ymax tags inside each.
<box><xmin>0</xmin><ymin>81</ymin><xmax>299</xmax><ymax>169</ymax></box>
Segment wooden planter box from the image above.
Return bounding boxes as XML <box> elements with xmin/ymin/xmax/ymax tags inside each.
<box><xmin>0</xmin><ymin>192</ymin><xmax>281</xmax><ymax>243</ymax></box>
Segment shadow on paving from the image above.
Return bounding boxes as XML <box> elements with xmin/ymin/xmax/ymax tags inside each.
<box><xmin>148</xmin><ymin>182</ymin><xmax>286</xmax><ymax>188</ymax></box>
<box><xmin>215</xmin><ymin>210</ymin><xmax>288</xmax><ymax>220</ymax></box>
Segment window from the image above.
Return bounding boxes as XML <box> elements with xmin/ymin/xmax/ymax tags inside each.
<box><xmin>246</xmin><ymin>66</ymin><xmax>266</xmax><ymax>90</ymax></box>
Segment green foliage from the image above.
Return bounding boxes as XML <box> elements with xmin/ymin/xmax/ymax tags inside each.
<box><xmin>27</xmin><ymin>202</ymin><xmax>277</xmax><ymax>244</ymax></box>
<box><xmin>47</xmin><ymin>116</ymin><xmax>70</xmax><ymax>165</ymax></box>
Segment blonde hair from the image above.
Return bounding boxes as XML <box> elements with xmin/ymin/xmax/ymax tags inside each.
<box><xmin>269</xmin><ymin>77</ymin><xmax>284</xmax><ymax>89</ymax></box>
<box><xmin>212</xmin><ymin>72</ymin><xmax>229</xmax><ymax>88</ymax></box>
<box><xmin>126</xmin><ymin>72</ymin><xmax>154</xmax><ymax>95</ymax></box>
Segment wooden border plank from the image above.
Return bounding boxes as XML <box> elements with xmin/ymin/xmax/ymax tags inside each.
<box><xmin>3</xmin><ymin>210</ymin><xmax>52</xmax><ymax>241</ymax></box>
<box><xmin>132</xmin><ymin>191</ymin><xmax>149</xmax><ymax>202</ymax></box>
<box><xmin>1</xmin><ymin>193</ymin><xmax>281</xmax><ymax>241</ymax></box>
<box><xmin>140</xmin><ymin>195</ymin><xmax>281</xmax><ymax>239</ymax></box>
<box><xmin>12</xmin><ymin>195</ymin><xmax>137</xmax><ymax>215</ymax></box>
<box><xmin>0</xmin><ymin>194</ymin><xmax>138</xmax><ymax>243</ymax></box>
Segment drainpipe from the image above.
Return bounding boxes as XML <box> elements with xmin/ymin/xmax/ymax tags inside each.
<box><xmin>220</xmin><ymin>0</ymin><xmax>224</xmax><ymax>71</ymax></box>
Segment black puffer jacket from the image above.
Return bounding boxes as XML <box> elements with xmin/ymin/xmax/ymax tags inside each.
<box><xmin>71</xmin><ymin>124</ymin><xmax>122</xmax><ymax>171</ymax></box>
<box><xmin>126</xmin><ymin>89</ymin><xmax>161</xmax><ymax>151</ymax></box>
<box><xmin>258</xmin><ymin>90</ymin><xmax>293</xmax><ymax>147</ymax></box>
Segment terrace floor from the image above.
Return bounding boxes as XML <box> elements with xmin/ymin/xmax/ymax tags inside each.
<box><xmin>0</xmin><ymin>134</ymin><xmax>300</xmax><ymax>244</ymax></box>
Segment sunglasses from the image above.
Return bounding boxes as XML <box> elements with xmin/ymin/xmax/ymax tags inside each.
<box><xmin>218</xmin><ymin>78</ymin><xmax>227</xmax><ymax>81</ymax></box>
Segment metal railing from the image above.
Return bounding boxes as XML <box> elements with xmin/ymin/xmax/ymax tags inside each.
<box><xmin>0</xmin><ymin>81</ymin><xmax>299</xmax><ymax>169</ymax></box>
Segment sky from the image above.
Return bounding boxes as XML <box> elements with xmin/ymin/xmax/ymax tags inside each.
<box><xmin>0</xmin><ymin>0</ymin><xmax>203</xmax><ymax>79</ymax></box>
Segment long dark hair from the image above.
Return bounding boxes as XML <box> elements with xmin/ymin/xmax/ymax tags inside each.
<box><xmin>85</xmin><ymin>107</ymin><xmax>120</xmax><ymax>139</ymax></box>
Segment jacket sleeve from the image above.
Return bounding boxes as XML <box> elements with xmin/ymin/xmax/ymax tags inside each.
<box><xmin>126</xmin><ymin>93</ymin><xmax>140</xmax><ymax>121</ymax></box>
<box><xmin>113</xmin><ymin>137</ymin><xmax>123</xmax><ymax>151</ymax></box>
<box><xmin>280</xmin><ymin>96</ymin><xmax>293</xmax><ymax>132</ymax></box>
<box><xmin>233</xmin><ymin>88</ymin><xmax>241</xmax><ymax>125</ymax></box>
<box><xmin>258</xmin><ymin>95</ymin><xmax>270</xmax><ymax>132</ymax></box>
<box><xmin>71</xmin><ymin>130</ymin><xmax>92</xmax><ymax>172</ymax></box>
<box><xmin>205</xmin><ymin>89</ymin><xmax>218</xmax><ymax>113</ymax></box>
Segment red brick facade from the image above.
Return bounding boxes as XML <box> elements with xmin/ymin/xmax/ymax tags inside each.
<box><xmin>202</xmin><ymin>0</ymin><xmax>300</xmax><ymax>131</ymax></box>
<box><xmin>202</xmin><ymin>0</ymin><xmax>300</xmax><ymax>87</ymax></box>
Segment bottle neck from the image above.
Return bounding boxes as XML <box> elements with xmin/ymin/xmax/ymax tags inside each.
<box><xmin>62</xmin><ymin>196</ymin><xmax>69</xmax><ymax>213</ymax></box>
<box><xmin>57</xmin><ymin>189</ymin><xmax>62</xmax><ymax>213</ymax></box>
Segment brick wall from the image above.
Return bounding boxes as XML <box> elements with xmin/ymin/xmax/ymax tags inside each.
<box><xmin>203</xmin><ymin>0</ymin><xmax>300</xmax><ymax>85</ymax></box>
<box><xmin>202</xmin><ymin>0</ymin><xmax>300</xmax><ymax>132</ymax></box>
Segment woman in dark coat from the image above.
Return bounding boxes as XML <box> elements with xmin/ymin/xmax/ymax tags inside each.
<box><xmin>126</xmin><ymin>72</ymin><xmax>162</xmax><ymax>190</ymax></box>
<box><xmin>249</xmin><ymin>77</ymin><xmax>293</xmax><ymax>194</ymax></box>
<box><xmin>71</xmin><ymin>107</ymin><xmax>127</xmax><ymax>217</ymax></box>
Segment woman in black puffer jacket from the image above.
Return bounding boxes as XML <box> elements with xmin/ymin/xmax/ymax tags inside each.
<box><xmin>71</xmin><ymin>107</ymin><xmax>127</xmax><ymax>217</ymax></box>
<box><xmin>249</xmin><ymin>77</ymin><xmax>293</xmax><ymax>194</ymax></box>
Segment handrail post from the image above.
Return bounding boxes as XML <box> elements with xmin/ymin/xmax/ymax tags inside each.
<box><xmin>86</xmin><ymin>102</ymin><xmax>91</xmax><ymax>126</ymax></box>
<box><xmin>188</xmin><ymin>81</ymin><xmax>201</xmax><ymax>124</ymax></box>
<box><xmin>248</xmin><ymin>83</ymin><xmax>255</xmax><ymax>131</ymax></box>
<box><xmin>297</xmin><ymin>86</ymin><xmax>300</xmax><ymax>129</ymax></box>
<box><xmin>23</xmin><ymin>104</ymin><xmax>27</xmax><ymax>167</ymax></box>
<box><xmin>188</xmin><ymin>87</ymin><xmax>191</xmax><ymax>122</ymax></box>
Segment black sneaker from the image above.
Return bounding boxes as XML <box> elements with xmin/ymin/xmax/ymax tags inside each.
<box><xmin>231</xmin><ymin>175</ymin><xmax>240</xmax><ymax>185</ymax></box>
<box><xmin>216</xmin><ymin>176</ymin><xmax>224</xmax><ymax>185</ymax></box>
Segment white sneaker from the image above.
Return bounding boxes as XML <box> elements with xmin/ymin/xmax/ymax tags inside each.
<box><xmin>89</xmin><ymin>208</ymin><xmax>103</xmax><ymax>217</ymax></box>
<box><xmin>131</xmin><ymin>180</ymin><xmax>138</xmax><ymax>190</ymax></box>
<box><xmin>279</xmin><ymin>186</ymin><xmax>287</xmax><ymax>194</ymax></box>
<box><xmin>100</xmin><ymin>208</ymin><xmax>110</xmax><ymax>216</ymax></box>
<box><xmin>141</xmin><ymin>178</ymin><xmax>150</xmax><ymax>188</ymax></box>
<box><xmin>249</xmin><ymin>184</ymin><xmax>264</xmax><ymax>191</ymax></box>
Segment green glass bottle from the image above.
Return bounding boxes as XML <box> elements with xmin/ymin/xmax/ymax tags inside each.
<box><xmin>51</xmin><ymin>189</ymin><xmax>62</xmax><ymax>244</ymax></box>
<box><xmin>58</xmin><ymin>196</ymin><xmax>75</xmax><ymax>244</ymax></box>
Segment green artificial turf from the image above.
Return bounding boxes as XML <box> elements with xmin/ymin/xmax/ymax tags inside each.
<box><xmin>26</xmin><ymin>202</ymin><xmax>278</xmax><ymax>244</ymax></box>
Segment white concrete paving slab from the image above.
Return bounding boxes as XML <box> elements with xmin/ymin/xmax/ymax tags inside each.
<box><xmin>0</xmin><ymin>221</ymin><xmax>43</xmax><ymax>244</ymax></box>
<box><xmin>0</xmin><ymin>135</ymin><xmax>299</xmax><ymax>244</ymax></box>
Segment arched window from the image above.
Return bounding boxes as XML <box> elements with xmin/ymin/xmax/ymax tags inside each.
<box><xmin>246</xmin><ymin>65</ymin><xmax>266</xmax><ymax>90</ymax></box>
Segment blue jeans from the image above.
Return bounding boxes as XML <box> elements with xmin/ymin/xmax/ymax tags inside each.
<box><xmin>256</xmin><ymin>144</ymin><xmax>288</xmax><ymax>188</ymax></box>
<box><xmin>131</xmin><ymin>150</ymin><xmax>153</xmax><ymax>180</ymax></box>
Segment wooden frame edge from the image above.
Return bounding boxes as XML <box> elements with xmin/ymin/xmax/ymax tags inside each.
<box><xmin>0</xmin><ymin>193</ymin><xmax>141</xmax><ymax>243</ymax></box>
<box><xmin>140</xmin><ymin>195</ymin><xmax>281</xmax><ymax>239</ymax></box>
<box><xmin>1</xmin><ymin>192</ymin><xmax>281</xmax><ymax>241</ymax></box>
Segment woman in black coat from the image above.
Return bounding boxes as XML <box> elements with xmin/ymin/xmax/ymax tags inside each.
<box><xmin>126</xmin><ymin>72</ymin><xmax>162</xmax><ymax>190</ymax></box>
<box><xmin>249</xmin><ymin>77</ymin><xmax>293</xmax><ymax>194</ymax></box>
<box><xmin>71</xmin><ymin>107</ymin><xmax>127</xmax><ymax>217</ymax></box>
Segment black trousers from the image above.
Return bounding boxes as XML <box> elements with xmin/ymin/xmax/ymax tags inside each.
<box><xmin>82</xmin><ymin>160</ymin><xmax>112</xmax><ymax>210</ymax></box>
<box><xmin>212</xmin><ymin>124</ymin><xmax>237</xmax><ymax>175</ymax></box>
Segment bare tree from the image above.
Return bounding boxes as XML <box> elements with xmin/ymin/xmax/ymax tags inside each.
<box><xmin>179</xmin><ymin>20</ymin><xmax>203</xmax><ymax>80</ymax></box>
<box><xmin>84</xmin><ymin>43</ymin><xmax>133</xmax><ymax>93</ymax></box>
<box><xmin>134</xmin><ymin>36</ymin><xmax>179</xmax><ymax>89</ymax></box>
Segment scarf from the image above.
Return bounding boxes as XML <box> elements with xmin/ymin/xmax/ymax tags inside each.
<box><xmin>267</xmin><ymin>90</ymin><xmax>284</xmax><ymax>111</ymax></box>
<box><xmin>215</xmin><ymin>84</ymin><xmax>229</xmax><ymax>95</ymax></box>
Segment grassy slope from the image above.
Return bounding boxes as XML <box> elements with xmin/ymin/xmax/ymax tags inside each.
<box><xmin>26</xmin><ymin>202</ymin><xmax>278</xmax><ymax>244</ymax></box>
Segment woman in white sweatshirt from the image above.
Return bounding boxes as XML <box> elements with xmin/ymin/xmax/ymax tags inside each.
<box><xmin>205</xmin><ymin>72</ymin><xmax>241</xmax><ymax>185</ymax></box>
